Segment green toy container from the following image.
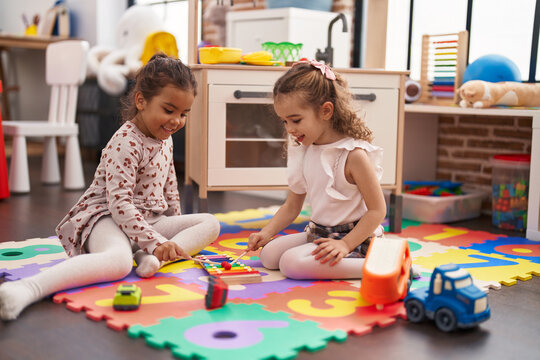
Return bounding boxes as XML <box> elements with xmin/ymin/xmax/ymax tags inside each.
<box><xmin>261</xmin><ymin>42</ymin><xmax>303</xmax><ymax>64</ymax></box>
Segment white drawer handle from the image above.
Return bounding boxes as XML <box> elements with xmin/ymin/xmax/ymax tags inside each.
<box><xmin>233</xmin><ymin>90</ymin><xmax>272</xmax><ymax>99</ymax></box>
<box><xmin>354</xmin><ymin>93</ymin><xmax>377</xmax><ymax>102</ymax></box>
<box><xmin>233</xmin><ymin>91</ymin><xmax>376</xmax><ymax>102</ymax></box>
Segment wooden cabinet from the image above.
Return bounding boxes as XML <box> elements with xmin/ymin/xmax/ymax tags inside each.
<box><xmin>185</xmin><ymin>65</ymin><xmax>407</xmax><ymax>232</ymax></box>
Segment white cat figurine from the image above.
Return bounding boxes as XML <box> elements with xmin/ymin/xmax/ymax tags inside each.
<box><xmin>458</xmin><ymin>80</ymin><xmax>540</xmax><ymax>108</ymax></box>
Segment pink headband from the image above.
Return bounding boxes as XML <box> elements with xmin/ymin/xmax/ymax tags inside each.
<box><xmin>293</xmin><ymin>59</ymin><xmax>336</xmax><ymax>81</ymax></box>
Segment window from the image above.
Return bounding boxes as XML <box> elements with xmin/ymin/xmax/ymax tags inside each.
<box><xmin>380</xmin><ymin>0</ymin><xmax>539</xmax><ymax>82</ymax></box>
<box><xmin>408</xmin><ymin>0</ymin><xmax>468</xmax><ymax>79</ymax></box>
<box><xmin>135</xmin><ymin>0</ymin><xmax>202</xmax><ymax>63</ymax></box>
<box><xmin>433</xmin><ymin>273</ymin><xmax>442</xmax><ymax>294</ymax></box>
<box><xmin>469</xmin><ymin>0</ymin><xmax>535</xmax><ymax>81</ymax></box>
<box><xmin>385</xmin><ymin>0</ymin><xmax>411</xmax><ymax>71</ymax></box>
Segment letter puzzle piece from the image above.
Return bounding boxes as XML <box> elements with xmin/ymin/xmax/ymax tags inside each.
<box><xmin>413</xmin><ymin>247</ymin><xmax>540</xmax><ymax>287</ymax></box>
<box><xmin>467</xmin><ymin>236</ymin><xmax>540</xmax><ymax>264</ymax></box>
<box><xmin>400</xmin><ymin>223</ymin><xmax>501</xmax><ymax>247</ymax></box>
<box><xmin>248</xmin><ymin>281</ymin><xmax>406</xmax><ymax>336</ymax></box>
<box><xmin>196</xmin><ymin>254</ymin><xmax>262</xmax><ymax>285</ymax></box>
<box><xmin>386</xmin><ymin>233</ymin><xmax>455</xmax><ymax>258</ymax></box>
<box><xmin>53</xmin><ymin>277</ymin><xmax>207</xmax><ymax>331</ymax></box>
<box><xmin>128</xmin><ymin>303</ymin><xmax>347</xmax><ymax>360</ymax></box>
<box><xmin>1</xmin><ymin>258</ymin><xmax>65</xmax><ymax>281</ymax></box>
<box><xmin>0</xmin><ymin>238</ymin><xmax>67</xmax><ymax>270</ymax></box>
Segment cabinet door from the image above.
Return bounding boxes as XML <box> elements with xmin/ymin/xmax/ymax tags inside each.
<box><xmin>207</xmin><ymin>84</ymin><xmax>287</xmax><ymax>186</ymax></box>
<box><xmin>351</xmin><ymin>87</ymin><xmax>399</xmax><ymax>186</ymax></box>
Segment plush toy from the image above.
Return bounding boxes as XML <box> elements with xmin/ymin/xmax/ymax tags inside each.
<box><xmin>87</xmin><ymin>5</ymin><xmax>162</xmax><ymax>96</ymax></box>
<box><xmin>458</xmin><ymin>80</ymin><xmax>540</xmax><ymax>108</ymax></box>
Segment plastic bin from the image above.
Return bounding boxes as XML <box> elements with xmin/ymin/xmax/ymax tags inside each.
<box><xmin>491</xmin><ymin>154</ymin><xmax>531</xmax><ymax>231</ymax></box>
<box><xmin>383</xmin><ymin>188</ymin><xmax>487</xmax><ymax>223</ymax></box>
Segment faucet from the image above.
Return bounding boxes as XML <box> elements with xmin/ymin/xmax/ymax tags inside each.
<box><xmin>315</xmin><ymin>13</ymin><xmax>348</xmax><ymax>67</ymax></box>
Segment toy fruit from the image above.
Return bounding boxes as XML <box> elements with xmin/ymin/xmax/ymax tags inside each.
<box><xmin>241</xmin><ymin>51</ymin><xmax>273</xmax><ymax>62</ymax></box>
<box><xmin>404</xmin><ymin>263</ymin><xmax>490</xmax><ymax>332</ymax></box>
<box><xmin>113</xmin><ymin>284</ymin><xmax>142</xmax><ymax>311</ymax></box>
<box><xmin>240</xmin><ymin>51</ymin><xmax>283</xmax><ymax>66</ymax></box>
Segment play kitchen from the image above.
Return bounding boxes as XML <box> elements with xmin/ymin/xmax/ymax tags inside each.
<box><xmin>184</xmin><ymin>2</ymin><xmax>407</xmax><ymax>233</ymax></box>
<box><xmin>184</xmin><ymin>65</ymin><xmax>407</xmax><ymax>233</ymax></box>
<box><xmin>199</xmin><ymin>6</ymin><xmax>351</xmax><ymax>67</ymax></box>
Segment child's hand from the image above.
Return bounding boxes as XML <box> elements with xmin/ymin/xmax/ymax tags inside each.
<box><xmin>153</xmin><ymin>241</ymin><xmax>190</xmax><ymax>262</ymax></box>
<box><xmin>248</xmin><ymin>232</ymin><xmax>272</xmax><ymax>251</ymax></box>
<box><xmin>312</xmin><ymin>238</ymin><xmax>350</xmax><ymax>266</ymax></box>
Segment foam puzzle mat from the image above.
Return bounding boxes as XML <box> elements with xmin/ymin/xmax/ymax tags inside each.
<box><xmin>1</xmin><ymin>207</ymin><xmax>539</xmax><ymax>359</ymax></box>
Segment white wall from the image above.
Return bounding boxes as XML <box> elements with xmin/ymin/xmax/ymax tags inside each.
<box><xmin>0</xmin><ymin>0</ymin><xmax>126</xmax><ymax>120</ymax></box>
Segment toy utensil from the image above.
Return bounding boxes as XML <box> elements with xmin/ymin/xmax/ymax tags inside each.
<box><xmin>230</xmin><ymin>250</ymin><xmax>248</xmax><ymax>265</ymax></box>
<box><xmin>192</xmin><ymin>258</ymin><xmax>222</xmax><ymax>266</ymax></box>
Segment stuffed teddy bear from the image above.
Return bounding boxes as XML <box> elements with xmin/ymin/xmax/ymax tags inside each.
<box><xmin>458</xmin><ymin>80</ymin><xmax>540</xmax><ymax>108</ymax></box>
<box><xmin>87</xmin><ymin>5</ymin><xmax>162</xmax><ymax>96</ymax></box>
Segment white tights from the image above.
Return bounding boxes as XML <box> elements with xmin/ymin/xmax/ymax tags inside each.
<box><xmin>260</xmin><ymin>232</ymin><xmax>365</xmax><ymax>280</ymax></box>
<box><xmin>0</xmin><ymin>213</ymin><xmax>219</xmax><ymax>320</ymax></box>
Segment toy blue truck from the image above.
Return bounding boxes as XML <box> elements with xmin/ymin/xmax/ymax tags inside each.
<box><xmin>404</xmin><ymin>263</ymin><xmax>490</xmax><ymax>332</ymax></box>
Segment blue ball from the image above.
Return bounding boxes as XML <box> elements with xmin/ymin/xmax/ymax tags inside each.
<box><xmin>463</xmin><ymin>54</ymin><xmax>521</xmax><ymax>83</ymax></box>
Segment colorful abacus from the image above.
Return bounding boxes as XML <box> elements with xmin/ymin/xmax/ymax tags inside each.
<box><xmin>419</xmin><ymin>31</ymin><xmax>468</xmax><ymax>105</ymax></box>
<box><xmin>195</xmin><ymin>254</ymin><xmax>262</xmax><ymax>285</ymax></box>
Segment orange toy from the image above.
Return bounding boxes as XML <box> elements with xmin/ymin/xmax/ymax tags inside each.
<box><xmin>360</xmin><ymin>237</ymin><xmax>412</xmax><ymax>310</ymax></box>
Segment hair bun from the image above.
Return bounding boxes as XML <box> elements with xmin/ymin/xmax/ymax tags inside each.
<box><xmin>148</xmin><ymin>52</ymin><xmax>169</xmax><ymax>62</ymax></box>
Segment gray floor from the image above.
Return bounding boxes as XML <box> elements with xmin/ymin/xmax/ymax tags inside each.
<box><xmin>1</xmin><ymin>158</ymin><xmax>539</xmax><ymax>360</ymax></box>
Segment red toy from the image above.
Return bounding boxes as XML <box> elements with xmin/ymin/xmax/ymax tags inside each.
<box><xmin>0</xmin><ymin>81</ymin><xmax>10</xmax><ymax>199</ymax></box>
<box><xmin>205</xmin><ymin>275</ymin><xmax>228</xmax><ymax>309</ymax></box>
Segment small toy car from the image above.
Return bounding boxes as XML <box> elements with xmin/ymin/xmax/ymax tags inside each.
<box><xmin>360</xmin><ymin>237</ymin><xmax>412</xmax><ymax>309</ymax></box>
<box><xmin>113</xmin><ymin>284</ymin><xmax>142</xmax><ymax>311</ymax></box>
<box><xmin>404</xmin><ymin>263</ymin><xmax>490</xmax><ymax>332</ymax></box>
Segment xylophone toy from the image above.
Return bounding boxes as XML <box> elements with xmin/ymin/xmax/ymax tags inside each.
<box><xmin>194</xmin><ymin>254</ymin><xmax>262</xmax><ymax>285</ymax></box>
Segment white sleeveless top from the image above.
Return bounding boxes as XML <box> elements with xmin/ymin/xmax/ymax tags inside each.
<box><xmin>287</xmin><ymin>137</ymin><xmax>383</xmax><ymax>227</ymax></box>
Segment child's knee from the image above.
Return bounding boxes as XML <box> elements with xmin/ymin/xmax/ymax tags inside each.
<box><xmin>111</xmin><ymin>252</ymin><xmax>134</xmax><ymax>279</ymax></box>
<box><xmin>259</xmin><ymin>245</ymin><xmax>280</xmax><ymax>270</ymax></box>
<box><xmin>278</xmin><ymin>248</ymin><xmax>309</xmax><ymax>279</ymax></box>
<box><xmin>202</xmin><ymin>214</ymin><xmax>221</xmax><ymax>239</ymax></box>
<box><xmin>279</xmin><ymin>249</ymin><xmax>320</xmax><ymax>280</ymax></box>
